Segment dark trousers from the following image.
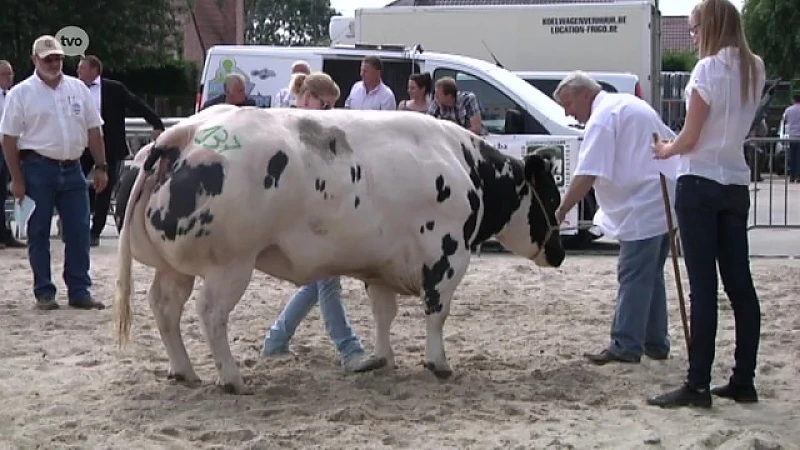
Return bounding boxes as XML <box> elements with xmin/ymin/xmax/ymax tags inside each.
<box><xmin>80</xmin><ymin>150</ymin><xmax>122</xmax><ymax>238</ymax></box>
<box><xmin>789</xmin><ymin>142</ymin><xmax>800</xmax><ymax>181</ymax></box>
<box><xmin>0</xmin><ymin>156</ymin><xmax>12</xmax><ymax>241</ymax></box>
<box><xmin>675</xmin><ymin>175</ymin><xmax>761</xmax><ymax>390</ymax></box>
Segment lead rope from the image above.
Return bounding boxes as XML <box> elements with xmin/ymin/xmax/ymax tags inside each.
<box><xmin>528</xmin><ymin>183</ymin><xmax>560</xmax><ymax>260</ymax></box>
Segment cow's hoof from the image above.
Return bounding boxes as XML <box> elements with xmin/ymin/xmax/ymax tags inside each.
<box><xmin>423</xmin><ymin>362</ymin><xmax>453</xmax><ymax>379</ymax></box>
<box><xmin>220</xmin><ymin>382</ymin><xmax>253</xmax><ymax>395</ymax></box>
<box><xmin>167</xmin><ymin>371</ymin><xmax>200</xmax><ymax>384</ymax></box>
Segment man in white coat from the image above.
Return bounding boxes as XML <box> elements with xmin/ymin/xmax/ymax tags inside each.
<box><xmin>553</xmin><ymin>71</ymin><xmax>678</xmax><ymax>365</ymax></box>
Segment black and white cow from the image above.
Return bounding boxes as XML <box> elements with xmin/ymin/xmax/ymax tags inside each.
<box><xmin>114</xmin><ymin>104</ymin><xmax>565</xmax><ymax>394</ymax></box>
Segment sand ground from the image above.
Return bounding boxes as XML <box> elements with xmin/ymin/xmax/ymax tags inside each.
<box><xmin>0</xmin><ymin>240</ymin><xmax>798</xmax><ymax>449</ymax></box>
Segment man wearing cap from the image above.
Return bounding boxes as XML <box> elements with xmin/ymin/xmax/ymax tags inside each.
<box><xmin>0</xmin><ymin>35</ymin><xmax>108</xmax><ymax>310</ymax></box>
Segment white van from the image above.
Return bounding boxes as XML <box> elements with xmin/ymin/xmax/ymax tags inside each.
<box><xmin>514</xmin><ymin>71</ymin><xmax>642</xmax><ymax>100</ymax></box>
<box><xmin>197</xmin><ymin>43</ymin><xmax>600</xmax><ymax>242</ymax></box>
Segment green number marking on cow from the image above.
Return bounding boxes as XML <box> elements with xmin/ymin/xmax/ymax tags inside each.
<box><xmin>194</xmin><ymin>125</ymin><xmax>242</xmax><ymax>154</ymax></box>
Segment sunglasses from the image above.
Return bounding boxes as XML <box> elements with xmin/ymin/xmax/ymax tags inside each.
<box><xmin>42</xmin><ymin>55</ymin><xmax>64</xmax><ymax>64</ymax></box>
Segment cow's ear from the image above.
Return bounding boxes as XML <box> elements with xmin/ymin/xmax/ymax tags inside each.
<box><xmin>524</xmin><ymin>154</ymin><xmax>546</xmax><ymax>184</ymax></box>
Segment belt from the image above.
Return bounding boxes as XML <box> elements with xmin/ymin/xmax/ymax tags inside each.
<box><xmin>19</xmin><ymin>149</ymin><xmax>80</xmax><ymax>167</ymax></box>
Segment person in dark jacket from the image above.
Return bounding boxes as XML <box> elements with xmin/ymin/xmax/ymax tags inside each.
<box><xmin>76</xmin><ymin>55</ymin><xmax>164</xmax><ymax>246</ymax></box>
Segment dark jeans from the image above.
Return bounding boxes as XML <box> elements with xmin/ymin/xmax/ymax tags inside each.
<box><xmin>789</xmin><ymin>142</ymin><xmax>800</xmax><ymax>181</ymax></box>
<box><xmin>0</xmin><ymin>156</ymin><xmax>12</xmax><ymax>241</ymax></box>
<box><xmin>21</xmin><ymin>153</ymin><xmax>92</xmax><ymax>300</ymax></box>
<box><xmin>675</xmin><ymin>175</ymin><xmax>761</xmax><ymax>389</ymax></box>
<box><xmin>80</xmin><ymin>150</ymin><xmax>122</xmax><ymax>238</ymax></box>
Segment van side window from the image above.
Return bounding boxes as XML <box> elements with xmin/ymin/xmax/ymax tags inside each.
<box><xmin>525</xmin><ymin>79</ymin><xmax>618</xmax><ymax>99</ymax></box>
<box><xmin>323</xmin><ymin>59</ymin><xmax>420</xmax><ymax>108</ymax></box>
<box><xmin>433</xmin><ymin>69</ymin><xmax>548</xmax><ymax>135</ymax></box>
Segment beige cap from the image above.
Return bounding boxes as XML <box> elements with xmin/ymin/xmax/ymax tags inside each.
<box><xmin>32</xmin><ymin>35</ymin><xmax>65</xmax><ymax>58</ymax></box>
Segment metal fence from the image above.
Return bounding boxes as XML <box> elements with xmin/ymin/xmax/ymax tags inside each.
<box><xmin>660</xmin><ymin>71</ymin><xmax>692</xmax><ymax>131</ymax></box>
<box><xmin>746</xmin><ymin>136</ymin><xmax>800</xmax><ymax>230</ymax></box>
<box><xmin>125</xmin><ymin>117</ymin><xmax>184</xmax><ymax>156</ymax></box>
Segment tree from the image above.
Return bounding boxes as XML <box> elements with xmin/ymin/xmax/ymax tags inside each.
<box><xmin>245</xmin><ymin>0</ymin><xmax>340</xmax><ymax>46</ymax></box>
<box><xmin>662</xmin><ymin>51</ymin><xmax>698</xmax><ymax>72</ymax></box>
<box><xmin>0</xmin><ymin>0</ymin><xmax>183</xmax><ymax>75</ymax></box>
<box><xmin>742</xmin><ymin>0</ymin><xmax>800</xmax><ymax>79</ymax></box>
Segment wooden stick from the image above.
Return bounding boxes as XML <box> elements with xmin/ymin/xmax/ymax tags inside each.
<box><xmin>659</xmin><ymin>172</ymin><xmax>691</xmax><ymax>354</ymax></box>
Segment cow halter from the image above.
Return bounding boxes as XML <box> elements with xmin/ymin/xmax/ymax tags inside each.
<box><xmin>528</xmin><ymin>184</ymin><xmax>560</xmax><ymax>260</ymax></box>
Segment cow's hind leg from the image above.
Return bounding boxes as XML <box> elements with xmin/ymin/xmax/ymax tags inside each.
<box><xmin>149</xmin><ymin>268</ymin><xmax>198</xmax><ymax>383</ymax></box>
<box><xmin>422</xmin><ymin>248</ymin><xmax>470</xmax><ymax>379</ymax></box>
<box><xmin>366</xmin><ymin>283</ymin><xmax>398</xmax><ymax>370</ymax></box>
<box><xmin>196</xmin><ymin>261</ymin><xmax>255</xmax><ymax>395</ymax></box>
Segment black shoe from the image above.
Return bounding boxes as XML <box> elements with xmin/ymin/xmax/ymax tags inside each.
<box><xmin>68</xmin><ymin>296</ymin><xmax>105</xmax><ymax>310</ymax></box>
<box><xmin>35</xmin><ymin>296</ymin><xmax>60</xmax><ymax>310</ymax></box>
<box><xmin>90</xmin><ymin>236</ymin><xmax>100</xmax><ymax>247</ymax></box>
<box><xmin>644</xmin><ymin>350</ymin><xmax>669</xmax><ymax>360</ymax></box>
<box><xmin>711</xmin><ymin>382</ymin><xmax>758</xmax><ymax>403</ymax></box>
<box><xmin>647</xmin><ymin>383</ymin><xmax>712</xmax><ymax>409</ymax></box>
<box><xmin>1</xmin><ymin>237</ymin><xmax>26</xmax><ymax>248</ymax></box>
<box><xmin>584</xmin><ymin>349</ymin><xmax>640</xmax><ymax>365</ymax></box>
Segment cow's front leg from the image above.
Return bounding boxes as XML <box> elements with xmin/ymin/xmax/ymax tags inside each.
<box><xmin>421</xmin><ymin>243</ymin><xmax>469</xmax><ymax>379</ymax></box>
<box><xmin>366</xmin><ymin>283</ymin><xmax>398</xmax><ymax>369</ymax></box>
<box><xmin>196</xmin><ymin>260</ymin><xmax>255</xmax><ymax>395</ymax></box>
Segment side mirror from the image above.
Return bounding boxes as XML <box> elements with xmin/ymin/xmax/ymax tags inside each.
<box><xmin>504</xmin><ymin>109</ymin><xmax>525</xmax><ymax>134</ymax></box>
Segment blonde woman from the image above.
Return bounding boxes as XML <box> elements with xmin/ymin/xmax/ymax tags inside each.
<box><xmin>649</xmin><ymin>0</ymin><xmax>766</xmax><ymax>408</ymax></box>
<box><xmin>262</xmin><ymin>72</ymin><xmax>383</xmax><ymax>373</ymax></box>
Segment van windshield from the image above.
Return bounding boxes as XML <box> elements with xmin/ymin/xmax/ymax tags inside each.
<box><xmin>484</xmin><ymin>65</ymin><xmax>581</xmax><ymax>130</ymax></box>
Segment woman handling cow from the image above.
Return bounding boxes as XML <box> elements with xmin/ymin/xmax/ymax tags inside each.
<box><xmin>261</xmin><ymin>71</ymin><xmax>384</xmax><ymax>373</ymax></box>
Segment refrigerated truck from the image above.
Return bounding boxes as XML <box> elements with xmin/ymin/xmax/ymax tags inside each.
<box><xmin>330</xmin><ymin>0</ymin><xmax>661</xmax><ymax>106</ymax></box>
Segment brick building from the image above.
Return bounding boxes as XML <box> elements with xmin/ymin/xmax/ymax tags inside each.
<box><xmin>181</xmin><ymin>0</ymin><xmax>246</xmax><ymax>68</ymax></box>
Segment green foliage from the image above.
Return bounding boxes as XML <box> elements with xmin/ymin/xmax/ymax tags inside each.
<box><xmin>662</xmin><ymin>51</ymin><xmax>698</xmax><ymax>72</ymax></box>
<box><xmin>104</xmin><ymin>60</ymin><xmax>200</xmax><ymax>96</ymax></box>
<box><xmin>245</xmin><ymin>0</ymin><xmax>339</xmax><ymax>46</ymax></box>
<box><xmin>742</xmin><ymin>0</ymin><xmax>800</xmax><ymax>79</ymax></box>
<box><xmin>0</xmin><ymin>0</ymin><xmax>182</xmax><ymax>76</ymax></box>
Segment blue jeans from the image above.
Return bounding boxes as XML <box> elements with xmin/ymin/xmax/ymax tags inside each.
<box><xmin>22</xmin><ymin>154</ymin><xmax>92</xmax><ymax>301</ymax></box>
<box><xmin>676</xmin><ymin>175</ymin><xmax>761</xmax><ymax>390</ymax></box>
<box><xmin>608</xmin><ymin>233</ymin><xmax>671</xmax><ymax>359</ymax></box>
<box><xmin>263</xmin><ymin>277</ymin><xmax>365</xmax><ymax>363</ymax></box>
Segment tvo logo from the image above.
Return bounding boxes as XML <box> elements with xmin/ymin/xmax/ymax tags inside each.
<box><xmin>55</xmin><ymin>26</ymin><xmax>90</xmax><ymax>57</ymax></box>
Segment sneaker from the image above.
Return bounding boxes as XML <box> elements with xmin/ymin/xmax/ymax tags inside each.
<box><xmin>342</xmin><ymin>353</ymin><xmax>387</xmax><ymax>373</ymax></box>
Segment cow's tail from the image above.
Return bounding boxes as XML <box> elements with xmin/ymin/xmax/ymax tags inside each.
<box><xmin>114</xmin><ymin>145</ymin><xmax>181</xmax><ymax>347</ymax></box>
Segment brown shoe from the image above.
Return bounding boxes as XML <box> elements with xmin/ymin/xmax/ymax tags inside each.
<box><xmin>584</xmin><ymin>349</ymin><xmax>640</xmax><ymax>365</ymax></box>
<box><xmin>35</xmin><ymin>296</ymin><xmax>60</xmax><ymax>310</ymax></box>
<box><xmin>68</xmin><ymin>297</ymin><xmax>105</xmax><ymax>310</ymax></box>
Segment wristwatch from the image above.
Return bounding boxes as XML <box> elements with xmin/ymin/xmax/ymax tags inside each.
<box><xmin>94</xmin><ymin>163</ymin><xmax>108</xmax><ymax>172</ymax></box>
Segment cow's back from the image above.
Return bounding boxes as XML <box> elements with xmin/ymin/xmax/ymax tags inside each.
<box><xmin>140</xmin><ymin>107</ymin><xmax>479</xmax><ymax>281</ymax></box>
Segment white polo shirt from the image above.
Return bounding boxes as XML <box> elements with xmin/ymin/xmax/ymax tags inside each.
<box><xmin>678</xmin><ymin>47</ymin><xmax>766</xmax><ymax>185</ymax></box>
<box><xmin>0</xmin><ymin>72</ymin><xmax>103</xmax><ymax>161</ymax></box>
<box><xmin>344</xmin><ymin>81</ymin><xmax>396</xmax><ymax>111</ymax></box>
<box><xmin>574</xmin><ymin>91</ymin><xmax>678</xmax><ymax>242</ymax></box>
